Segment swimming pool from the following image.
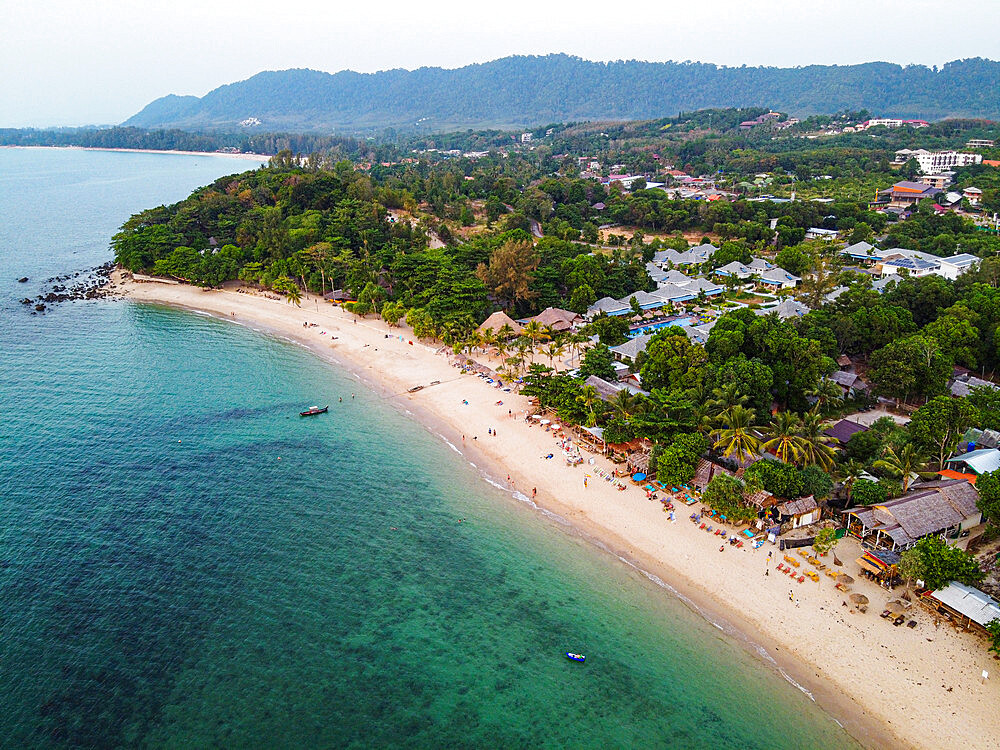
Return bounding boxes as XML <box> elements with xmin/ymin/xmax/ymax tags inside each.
<box><xmin>628</xmin><ymin>317</ymin><xmax>695</xmax><ymax>337</ymax></box>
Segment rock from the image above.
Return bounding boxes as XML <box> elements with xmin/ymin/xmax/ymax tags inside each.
<box><xmin>34</xmin><ymin>304</ymin><xmax>46</xmax><ymax>312</ymax></box>
<box><xmin>17</xmin><ymin>277</ymin><xmax>28</xmax><ymax>283</ymax></box>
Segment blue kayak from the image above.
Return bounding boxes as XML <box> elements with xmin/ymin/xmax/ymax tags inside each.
<box><xmin>565</xmin><ymin>652</ymin><xmax>586</xmax><ymax>662</ymax></box>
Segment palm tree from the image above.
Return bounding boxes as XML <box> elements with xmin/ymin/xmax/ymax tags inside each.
<box><xmin>708</xmin><ymin>382</ymin><xmax>748</xmax><ymax>418</ymax></box>
<box><xmin>543</xmin><ymin>340</ymin><xmax>565</xmax><ymax>368</ymax></box>
<box><xmin>806</xmin><ymin>378</ymin><xmax>844</xmax><ymax>412</ymax></box>
<box><xmin>712</xmin><ymin>405</ymin><xmax>761</xmax><ymax>464</ymax></box>
<box><xmin>798</xmin><ymin>410</ymin><xmax>838</xmax><ymax>471</ymax></box>
<box><xmin>837</xmin><ymin>459</ymin><xmax>866</xmax><ymax>505</ymax></box>
<box><xmin>497</xmin><ymin>323</ymin><xmax>515</xmax><ymax>342</ymax></box>
<box><xmin>285</xmin><ymin>286</ymin><xmax>302</xmax><ymax>307</ymax></box>
<box><xmin>762</xmin><ymin>411</ymin><xmax>805</xmax><ymax>464</ymax></box>
<box><xmin>873</xmin><ymin>444</ymin><xmax>928</xmax><ymax>494</ymax></box>
<box><xmin>577</xmin><ymin>385</ymin><xmax>600</xmax><ymax>427</ymax></box>
<box><xmin>611</xmin><ymin>388</ymin><xmax>639</xmax><ymax>421</ymax></box>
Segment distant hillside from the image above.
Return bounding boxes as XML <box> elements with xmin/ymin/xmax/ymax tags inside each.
<box><xmin>124</xmin><ymin>54</ymin><xmax>1000</xmax><ymax>133</ymax></box>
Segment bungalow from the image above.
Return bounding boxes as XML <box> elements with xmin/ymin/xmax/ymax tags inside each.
<box><xmin>805</xmin><ymin>227</ymin><xmax>840</xmax><ymax>240</ymax></box>
<box><xmin>824</xmin><ymin>418</ymin><xmax>868</xmax><ymax>446</ymax></box>
<box><xmin>527</xmin><ymin>307</ymin><xmax>582</xmax><ymax>332</ymax></box>
<box><xmin>477</xmin><ymin>310</ymin><xmax>523</xmax><ymax>337</ymax></box>
<box><xmin>825</xmin><ymin>370</ymin><xmax>869</xmax><ymax>398</ymax></box>
<box><xmin>963</xmin><ymin>187</ymin><xmax>983</xmax><ymax>205</ymax></box>
<box><xmin>945</xmin><ymin>448</ymin><xmax>1000</xmax><ymax>476</ymax></box>
<box><xmin>950</xmin><ymin>374</ymin><xmax>998</xmax><ymax>398</ymax></box>
<box><xmin>843</xmin><ymin>479</ymin><xmax>982</xmax><ymax>551</ymax></box>
<box><xmin>938</xmin><ymin>253</ymin><xmax>979</xmax><ymax>280</ymax></box>
<box><xmin>651</xmin><ymin>243</ymin><xmax>719</xmax><ymax>268</ymax></box>
<box><xmin>587</xmin><ymin>297</ymin><xmax>631</xmax><ymax>317</ymax></box>
<box><xmin>840</xmin><ymin>241</ymin><xmax>880</xmax><ymax>262</ymax></box>
<box><xmin>777</xmin><ymin>495</ymin><xmax>821</xmax><ymax>529</ymax></box>
<box><xmin>619</xmin><ymin>290</ymin><xmax>668</xmax><ymax>311</ymax></box>
<box><xmin>881</xmin><ymin>255</ymin><xmax>941</xmax><ymax>278</ymax></box>
<box><xmin>756</xmin><ymin>267</ymin><xmax>801</xmax><ymax>289</ymax></box>
<box><xmin>609</xmin><ymin>334</ymin><xmax>653</xmax><ymax>363</ymax></box>
<box><xmin>583</xmin><ymin>374</ymin><xmax>648</xmax><ymax>401</ymax></box>
<box><xmin>922</xmin><ymin>582</ymin><xmax>1000</xmax><ymax>636</ymax></box>
<box><xmin>754</xmin><ymin>298</ymin><xmax>809</xmax><ymax>320</ymax></box>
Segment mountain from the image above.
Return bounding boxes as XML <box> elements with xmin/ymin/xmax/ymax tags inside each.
<box><xmin>124</xmin><ymin>54</ymin><xmax>1000</xmax><ymax>133</ymax></box>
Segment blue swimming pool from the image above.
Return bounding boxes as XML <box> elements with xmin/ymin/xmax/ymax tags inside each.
<box><xmin>628</xmin><ymin>317</ymin><xmax>696</xmax><ymax>337</ymax></box>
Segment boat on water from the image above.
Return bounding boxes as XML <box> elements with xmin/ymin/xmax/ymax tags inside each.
<box><xmin>565</xmin><ymin>652</ymin><xmax>586</xmax><ymax>663</ymax></box>
<box><xmin>299</xmin><ymin>406</ymin><xmax>329</xmax><ymax>416</ymax></box>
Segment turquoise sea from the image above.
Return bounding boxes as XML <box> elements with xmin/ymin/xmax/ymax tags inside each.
<box><xmin>0</xmin><ymin>148</ymin><xmax>858</xmax><ymax>748</ymax></box>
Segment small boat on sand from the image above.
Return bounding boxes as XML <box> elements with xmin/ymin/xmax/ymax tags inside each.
<box><xmin>407</xmin><ymin>385</ymin><xmax>424</xmax><ymax>393</ymax></box>
<box><xmin>565</xmin><ymin>652</ymin><xmax>586</xmax><ymax>663</ymax></box>
<box><xmin>300</xmin><ymin>406</ymin><xmax>328</xmax><ymax>416</ymax></box>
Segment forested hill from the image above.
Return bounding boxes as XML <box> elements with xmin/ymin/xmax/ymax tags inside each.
<box><xmin>124</xmin><ymin>54</ymin><xmax>1000</xmax><ymax>132</ymax></box>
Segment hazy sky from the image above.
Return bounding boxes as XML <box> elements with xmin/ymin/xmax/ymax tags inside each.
<box><xmin>5</xmin><ymin>0</ymin><xmax>999</xmax><ymax>127</ymax></box>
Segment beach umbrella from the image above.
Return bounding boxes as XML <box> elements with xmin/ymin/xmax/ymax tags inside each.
<box><xmin>885</xmin><ymin>600</ymin><xmax>908</xmax><ymax>615</ymax></box>
<box><xmin>837</xmin><ymin>574</ymin><xmax>855</xmax><ymax>585</ymax></box>
<box><xmin>632</xmin><ymin>472</ymin><xmax>647</xmax><ymax>481</ymax></box>
<box><xmin>849</xmin><ymin>593</ymin><xmax>869</xmax><ymax>606</ymax></box>
<box><xmin>531</xmin><ymin>414</ymin><xmax>543</xmax><ymax>420</ymax></box>
<box><xmin>540</xmin><ymin>419</ymin><xmax>551</xmax><ymax>425</ymax></box>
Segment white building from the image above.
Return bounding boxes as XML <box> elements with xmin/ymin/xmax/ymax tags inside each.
<box><xmin>520</xmin><ymin>132</ymin><xmax>533</xmax><ymax>143</ymax></box>
<box><xmin>894</xmin><ymin>149</ymin><xmax>983</xmax><ymax>175</ymax></box>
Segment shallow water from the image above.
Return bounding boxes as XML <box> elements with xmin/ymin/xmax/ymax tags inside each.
<box><xmin>0</xmin><ymin>148</ymin><xmax>858</xmax><ymax>748</ymax></box>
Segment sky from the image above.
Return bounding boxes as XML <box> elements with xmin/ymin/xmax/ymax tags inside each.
<box><xmin>5</xmin><ymin>0</ymin><xmax>1000</xmax><ymax>128</ymax></box>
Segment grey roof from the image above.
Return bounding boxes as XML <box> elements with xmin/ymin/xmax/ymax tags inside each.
<box><xmin>747</xmin><ymin>257</ymin><xmax>775</xmax><ymax>271</ymax></box>
<box><xmin>778</xmin><ymin>495</ymin><xmax>818</xmax><ymax>517</ymax></box>
<box><xmin>845</xmin><ymin>480</ymin><xmax>981</xmax><ymax>547</ymax></box>
<box><xmin>609</xmin><ymin>334</ymin><xmax>653</xmax><ymax>361</ymax></box>
<box><xmin>946</xmin><ymin>448</ymin><xmax>1000</xmax><ymax>474</ymax></box>
<box><xmin>682</xmin><ymin>277</ymin><xmax>724</xmax><ymax>294</ymax></box>
<box><xmin>962</xmin><ymin>428</ymin><xmax>1000</xmax><ymax>450</ymax></box>
<box><xmin>754</xmin><ymin>298</ymin><xmax>809</xmax><ymax>320</ymax></box>
<box><xmin>950</xmin><ymin>376</ymin><xmax>999</xmax><ymax>398</ymax></box>
<box><xmin>841</xmin><ymin>241</ymin><xmax>877</xmax><ymax>258</ymax></box>
<box><xmin>829</xmin><ymin>370</ymin><xmax>860</xmax><ymax>388</ymax></box>
<box><xmin>584</xmin><ymin>374</ymin><xmax>625</xmax><ymax>402</ymax></box>
<box><xmin>940</xmin><ymin>253</ymin><xmax>979</xmax><ymax>268</ymax></box>
<box><xmin>588</xmin><ymin>296</ymin><xmax>629</xmax><ymax>316</ymax></box>
<box><xmin>683</xmin><ymin>322</ymin><xmax>716</xmax><ymax>345</ymax></box>
<box><xmin>659</xmin><ymin>269</ymin><xmax>693</xmax><ymax>285</ymax></box>
<box><xmin>716</xmin><ymin>260</ymin><xmax>751</xmax><ymax>277</ymax></box>
<box><xmin>929</xmin><ymin>582</ymin><xmax>1000</xmax><ymax>627</ymax></box>
<box><xmin>758</xmin><ymin>268</ymin><xmax>801</xmax><ymax>285</ymax></box>
<box><xmin>618</xmin><ymin>290</ymin><xmax>667</xmax><ymax>308</ymax></box>
<box><xmin>652</xmin><ymin>283</ymin><xmax>696</xmax><ymax>302</ymax></box>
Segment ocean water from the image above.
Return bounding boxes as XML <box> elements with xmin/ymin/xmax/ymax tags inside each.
<box><xmin>0</xmin><ymin>149</ymin><xmax>858</xmax><ymax>749</ymax></box>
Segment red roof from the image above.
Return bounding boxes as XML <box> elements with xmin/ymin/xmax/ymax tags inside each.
<box><xmin>938</xmin><ymin>470</ymin><xmax>978</xmax><ymax>485</ymax></box>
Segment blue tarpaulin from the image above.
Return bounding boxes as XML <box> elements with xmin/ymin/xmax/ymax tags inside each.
<box><xmin>632</xmin><ymin>473</ymin><xmax>646</xmax><ymax>481</ymax></box>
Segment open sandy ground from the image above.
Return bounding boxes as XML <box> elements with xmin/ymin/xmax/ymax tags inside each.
<box><xmin>112</xmin><ymin>273</ymin><xmax>1000</xmax><ymax>749</ymax></box>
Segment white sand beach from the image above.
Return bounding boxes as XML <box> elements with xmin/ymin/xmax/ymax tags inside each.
<box><xmin>113</xmin><ymin>273</ymin><xmax>1000</xmax><ymax>750</ymax></box>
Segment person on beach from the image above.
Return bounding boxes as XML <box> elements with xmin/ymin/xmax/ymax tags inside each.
<box><xmin>584</xmin><ymin>477</ymin><xmax>588</xmax><ymax>488</ymax></box>
<box><xmin>532</xmin><ymin>487</ymin><xmax>537</xmax><ymax>498</ymax></box>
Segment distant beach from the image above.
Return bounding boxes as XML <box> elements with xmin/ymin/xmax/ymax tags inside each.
<box><xmin>112</xmin><ymin>272</ymin><xmax>1000</xmax><ymax>750</ymax></box>
<box><xmin>1</xmin><ymin>145</ymin><xmax>271</xmax><ymax>162</ymax></box>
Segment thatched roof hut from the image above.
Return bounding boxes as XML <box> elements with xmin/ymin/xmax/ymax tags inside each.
<box><xmin>477</xmin><ymin>311</ymin><xmax>523</xmax><ymax>337</ymax></box>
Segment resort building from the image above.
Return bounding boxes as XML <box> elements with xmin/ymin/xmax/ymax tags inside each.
<box><xmin>804</xmin><ymin>227</ymin><xmax>840</xmax><ymax>240</ymax></box>
<box><xmin>843</xmin><ymin>479</ymin><xmax>981</xmax><ymax>551</ymax></box>
<box><xmin>949</xmin><ymin>373</ymin><xmax>999</xmax><ymax>398</ymax></box>
<box><xmin>945</xmin><ymin>448</ymin><xmax>1000</xmax><ymax>477</ymax></box>
<box><xmin>893</xmin><ymin>149</ymin><xmax>983</xmax><ymax>174</ymax></box>
<box><xmin>650</xmin><ymin>243</ymin><xmax>719</xmax><ymax>268</ymax></box>
<box><xmin>753</xmin><ymin>298</ymin><xmax>809</xmax><ymax>320</ymax></box>
<box><xmin>523</xmin><ymin>307</ymin><xmax>582</xmax><ymax>332</ymax></box>
<box><xmin>477</xmin><ymin>311</ymin><xmax>523</xmax><ymax>337</ymax></box>
<box><xmin>874</xmin><ymin>181</ymin><xmax>942</xmax><ymax>209</ymax></box>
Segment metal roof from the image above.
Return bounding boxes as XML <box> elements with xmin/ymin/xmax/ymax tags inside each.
<box><xmin>930</xmin><ymin>582</ymin><xmax>1000</xmax><ymax>627</ymax></box>
<box><xmin>946</xmin><ymin>449</ymin><xmax>1000</xmax><ymax>474</ymax></box>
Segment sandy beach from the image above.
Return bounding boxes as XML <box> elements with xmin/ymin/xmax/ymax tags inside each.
<box><xmin>112</xmin><ymin>273</ymin><xmax>1000</xmax><ymax>749</ymax></box>
<box><xmin>1</xmin><ymin>145</ymin><xmax>270</xmax><ymax>162</ymax></box>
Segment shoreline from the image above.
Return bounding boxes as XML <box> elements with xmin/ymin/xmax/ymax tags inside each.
<box><xmin>110</xmin><ymin>274</ymin><xmax>1000</xmax><ymax>749</ymax></box>
<box><xmin>1</xmin><ymin>145</ymin><xmax>271</xmax><ymax>162</ymax></box>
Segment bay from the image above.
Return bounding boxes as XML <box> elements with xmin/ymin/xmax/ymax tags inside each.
<box><xmin>0</xmin><ymin>148</ymin><xmax>858</xmax><ymax>748</ymax></box>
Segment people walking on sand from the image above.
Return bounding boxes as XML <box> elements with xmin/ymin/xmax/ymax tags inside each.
<box><xmin>584</xmin><ymin>477</ymin><xmax>588</xmax><ymax>488</ymax></box>
<box><xmin>532</xmin><ymin>487</ymin><xmax>537</xmax><ymax>498</ymax></box>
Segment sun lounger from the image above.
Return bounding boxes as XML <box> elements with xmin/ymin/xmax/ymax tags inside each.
<box><xmin>699</xmin><ymin>523</ymin><xmax>706</xmax><ymax>529</ymax></box>
<box><xmin>777</xmin><ymin>563</ymin><xmax>785</xmax><ymax>572</ymax></box>
<box><xmin>797</xmin><ymin>576</ymin><xmax>805</xmax><ymax>583</ymax></box>
<box><xmin>741</xmin><ymin>529</ymin><xmax>755</xmax><ymax>538</ymax></box>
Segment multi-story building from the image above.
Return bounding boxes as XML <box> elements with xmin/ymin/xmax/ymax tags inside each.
<box><xmin>894</xmin><ymin>149</ymin><xmax>983</xmax><ymax>174</ymax></box>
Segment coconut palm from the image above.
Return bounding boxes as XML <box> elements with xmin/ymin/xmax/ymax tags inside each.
<box><xmin>798</xmin><ymin>410</ymin><xmax>838</xmax><ymax>471</ymax></box>
<box><xmin>497</xmin><ymin>323</ymin><xmax>515</xmax><ymax>342</ymax></box>
<box><xmin>542</xmin><ymin>340</ymin><xmax>565</xmax><ymax>368</ymax></box>
<box><xmin>837</xmin><ymin>459</ymin><xmax>866</xmax><ymax>504</ymax></box>
<box><xmin>873</xmin><ymin>443</ymin><xmax>928</xmax><ymax>494</ymax></box>
<box><xmin>712</xmin><ymin>405</ymin><xmax>760</xmax><ymax>464</ymax></box>
<box><xmin>806</xmin><ymin>378</ymin><xmax>844</xmax><ymax>412</ymax></box>
<box><xmin>708</xmin><ymin>382</ymin><xmax>748</xmax><ymax>418</ymax></box>
<box><xmin>762</xmin><ymin>411</ymin><xmax>805</xmax><ymax>464</ymax></box>
<box><xmin>522</xmin><ymin>320</ymin><xmax>548</xmax><ymax>350</ymax></box>
<box><xmin>284</xmin><ymin>285</ymin><xmax>302</xmax><ymax>307</ymax></box>
<box><xmin>577</xmin><ymin>385</ymin><xmax>600</xmax><ymax>427</ymax></box>
<box><xmin>611</xmin><ymin>388</ymin><xmax>640</xmax><ymax>421</ymax></box>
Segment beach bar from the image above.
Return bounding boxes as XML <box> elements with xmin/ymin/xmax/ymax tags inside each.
<box><xmin>920</xmin><ymin>582</ymin><xmax>1000</xmax><ymax>636</ymax></box>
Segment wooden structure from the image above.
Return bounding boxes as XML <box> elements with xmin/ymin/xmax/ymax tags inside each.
<box><xmin>842</xmin><ymin>480</ymin><xmax>981</xmax><ymax>551</ymax></box>
<box><xmin>921</xmin><ymin>582</ymin><xmax>1000</xmax><ymax>636</ymax></box>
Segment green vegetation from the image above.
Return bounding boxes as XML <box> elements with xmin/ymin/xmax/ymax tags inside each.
<box><xmin>898</xmin><ymin>536</ymin><xmax>983</xmax><ymax>591</ymax></box>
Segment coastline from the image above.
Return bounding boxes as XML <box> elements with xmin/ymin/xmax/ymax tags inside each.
<box><xmin>111</xmin><ymin>273</ymin><xmax>1000</xmax><ymax>749</ymax></box>
<box><xmin>0</xmin><ymin>145</ymin><xmax>270</xmax><ymax>162</ymax></box>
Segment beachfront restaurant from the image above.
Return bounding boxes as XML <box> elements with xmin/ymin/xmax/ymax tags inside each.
<box><xmin>855</xmin><ymin>549</ymin><xmax>901</xmax><ymax>588</ymax></box>
<box><xmin>843</xmin><ymin>480</ymin><xmax>981</xmax><ymax>551</ymax></box>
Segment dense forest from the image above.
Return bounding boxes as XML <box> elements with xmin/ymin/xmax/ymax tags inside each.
<box><xmin>123</xmin><ymin>54</ymin><xmax>1000</xmax><ymax>132</ymax></box>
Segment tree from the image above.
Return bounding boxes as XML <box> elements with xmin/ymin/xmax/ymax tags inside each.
<box><xmin>712</xmin><ymin>405</ymin><xmax>760</xmax><ymax>464</ymax></box>
<box><xmin>761</xmin><ymin>411</ymin><xmax>804</xmax><ymax>464</ymax></box>
<box><xmin>799</xmin><ymin>465</ymin><xmax>834</xmax><ymax>500</ymax></box>
<box><xmin>568</xmin><ymin>284</ymin><xmax>597</xmax><ymax>315</ymax></box>
<box><xmin>868</xmin><ymin>335</ymin><xmax>952</xmax><ymax>403</ymax></box>
<box><xmin>577</xmin><ymin>385</ymin><xmax>600</xmax><ymax>427</ymax></box>
<box><xmin>406</xmin><ymin>307</ymin><xmax>436</xmax><ymax>339</ymax></box>
<box><xmin>899</xmin><ymin>536</ymin><xmax>983</xmax><ymax>590</ymax></box>
<box><xmin>577</xmin><ymin>344</ymin><xmax>617</xmax><ymax>381</ymax></box>
<box><xmin>851</xmin><ymin>478</ymin><xmax>887</xmax><ymax>506</ymax></box>
<box><xmin>967</xmin><ymin>386</ymin><xmax>1000</xmax><ymax>431</ymax></box>
<box><xmin>908</xmin><ymin>396</ymin><xmax>979</xmax><ymax>470</ymax></box>
<box><xmin>812</xmin><ymin>527</ymin><xmax>838</xmax><ymax>555</ymax></box>
<box><xmin>640</xmin><ymin>330</ymin><xmax>708</xmax><ymax>391</ymax></box>
<box><xmin>744</xmin><ymin>459</ymin><xmax>803</xmax><ymax>499</ymax></box>
<box><xmin>975</xmin><ymin>469</ymin><xmax>1000</xmax><ymax>526</ymax></box>
<box><xmin>586</xmin><ymin>314</ymin><xmax>630</xmax><ymax>346</ymax></box>
<box><xmin>872</xmin><ymin>443</ymin><xmax>928</xmax><ymax>493</ymax></box>
<box><xmin>475</xmin><ymin>238</ymin><xmax>540</xmax><ymax>310</ymax></box>
<box><xmin>656</xmin><ymin>433</ymin><xmax>709</xmax><ymax>487</ymax></box>
<box><xmin>701</xmin><ymin>474</ymin><xmax>755</xmax><ymax>523</ymax></box>
<box><xmin>381</xmin><ymin>301</ymin><xmax>406</xmax><ymax>326</ymax></box>
<box><xmin>986</xmin><ymin>620</ymin><xmax>1000</xmax><ymax>656</ymax></box>
<box><xmin>797</xmin><ymin>410</ymin><xmax>838</xmax><ymax>471</ymax></box>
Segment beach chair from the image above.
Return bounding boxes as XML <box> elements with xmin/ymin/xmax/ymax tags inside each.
<box><xmin>706</xmin><ymin>526</ymin><xmax>713</xmax><ymax>533</ymax></box>
<box><xmin>777</xmin><ymin>563</ymin><xmax>785</xmax><ymax>572</ymax></box>
<box><xmin>797</xmin><ymin>575</ymin><xmax>805</xmax><ymax>584</ymax></box>
<box><xmin>699</xmin><ymin>523</ymin><xmax>706</xmax><ymax>530</ymax></box>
